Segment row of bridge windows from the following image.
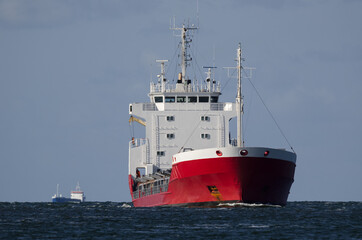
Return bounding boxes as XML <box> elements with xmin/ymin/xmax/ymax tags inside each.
<box><xmin>155</xmin><ymin>96</ymin><xmax>218</xmax><ymax>103</ymax></box>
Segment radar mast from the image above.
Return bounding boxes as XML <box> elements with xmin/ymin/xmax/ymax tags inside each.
<box><xmin>170</xmin><ymin>20</ymin><xmax>198</xmax><ymax>88</ymax></box>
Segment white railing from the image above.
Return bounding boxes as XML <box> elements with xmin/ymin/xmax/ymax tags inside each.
<box><xmin>143</xmin><ymin>103</ymin><xmax>156</xmax><ymax>111</ymax></box>
<box><xmin>210</xmin><ymin>103</ymin><xmax>224</xmax><ymax>111</ymax></box>
<box><xmin>210</xmin><ymin>103</ymin><xmax>233</xmax><ymax>111</ymax></box>
<box><xmin>129</xmin><ymin>138</ymin><xmax>147</xmax><ymax>148</ymax></box>
<box><xmin>150</xmin><ymin>82</ymin><xmax>221</xmax><ymax>93</ymax></box>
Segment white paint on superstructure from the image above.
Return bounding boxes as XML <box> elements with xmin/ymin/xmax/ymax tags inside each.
<box><xmin>128</xmin><ymin>22</ymin><xmax>248</xmax><ymax>177</ymax></box>
<box><xmin>70</xmin><ymin>182</ymin><xmax>85</xmax><ymax>202</ymax></box>
<box><xmin>129</xmin><ymin>93</ymin><xmax>236</xmax><ymax>175</ymax></box>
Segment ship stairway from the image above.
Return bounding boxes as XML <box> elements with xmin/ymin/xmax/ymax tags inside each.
<box><xmin>146</xmin><ymin>139</ymin><xmax>150</xmax><ymax>164</ymax></box>
<box><xmin>220</xmin><ymin>116</ymin><xmax>225</xmax><ymax>147</ymax></box>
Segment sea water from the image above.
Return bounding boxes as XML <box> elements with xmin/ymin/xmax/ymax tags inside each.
<box><xmin>0</xmin><ymin>202</ymin><xmax>361</xmax><ymax>239</ymax></box>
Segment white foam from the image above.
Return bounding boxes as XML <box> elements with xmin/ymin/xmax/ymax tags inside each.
<box><xmin>217</xmin><ymin>202</ymin><xmax>281</xmax><ymax>208</ymax></box>
<box><xmin>250</xmin><ymin>224</ymin><xmax>270</xmax><ymax>228</ymax></box>
<box><xmin>121</xmin><ymin>203</ymin><xmax>132</xmax><ymax>208</ymax></box>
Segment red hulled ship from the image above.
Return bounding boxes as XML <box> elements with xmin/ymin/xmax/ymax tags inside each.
<box><xmin>127</xmin><ymin>21</ymin><xmax>296</xmax><ymax>207</ymax></box>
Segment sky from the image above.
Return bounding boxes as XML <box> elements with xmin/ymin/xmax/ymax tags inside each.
<box><xmin>0</xmin><ymin>0</ymin><xmax>361</xmax><ymax>202</ymax></box>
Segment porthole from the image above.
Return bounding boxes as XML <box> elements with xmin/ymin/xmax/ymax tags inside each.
<box><xmin>240</xmin><ymin>149</ymin><xmax>248</xmax><ymax>156</ymax></box>
<box><xmin>216</xmin><ymin>150</ymin><xmax>223</xmax><ymax>156</ymax></box>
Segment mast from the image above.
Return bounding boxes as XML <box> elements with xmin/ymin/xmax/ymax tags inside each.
<box><xmin>203</xmin><ymin>66</ymin><xmax>217</xmax><ymax>92</ymax></box>
<box><xmin>76</xmin><ymin>182</ymin><xmax>81</xmax><ymax>191</ymax></box>
<box><xmin>206</xmin><ymin>67</ymin><xmax>212</xmax><ymax>92</ymax></box>
<box><xmin>181</xmin><ymin>26</ymin><xmax>187</xmax><ymax>83</ymax></box>
<box><xmin>236</xmin><ymin>43</ymin><xmax>244</xmax><ymax>147</ymax></box>
<box><xmin>156</xmin><ymin>60</ymin><xmax>168</xmax><ymax>92</ymax></box>
<box><xmin>170</xmin><ymin>22</ymin><xmax>198</xmax><ymax>86</ymax></box>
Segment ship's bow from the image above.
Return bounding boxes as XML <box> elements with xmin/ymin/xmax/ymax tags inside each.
<box><xmin>171</xmin><ymin>147</ymin><xmax>296</xmax><ymax>206</ymax></box>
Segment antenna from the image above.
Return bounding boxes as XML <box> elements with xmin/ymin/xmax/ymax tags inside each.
<box><xmin>223</xmin><ymin>44</ymin><xmax>255</xmax><ymax>147</ymax></box>
<box><xmin>213</xmin><ymin>45</ymin><xmax>216</xmax><ymax>85</ymax></box>
<box><xmin>170</xmin><ymin>20</ymin><xmax>198</xmax><ymax>86</ymax></box>
<box><xmin>156</xmin><ymin>60</ymin><xmax>168</xmax><ymax>92</ymax></box>
<box><xmin>76</xmin><ymin>182</ymin><xmax>81</xmax><ymax>191</ymax></box>
<box><xmin>203</xmin><ymin>66</ymin><xmax>217</xmax><ymax>92</ymax></box>
<box><xmin>196</xmin><ymin>0</ymin><xmax>200</xmax><ymax>28</ymax></box>
<box><xmin>213</xmin><ymin>44</ymin><xmax>216</xmax><ymax>68</ymax></box>
<box><xmin>237</xmin><ymin>43</ymin><xmax>243</xmax><ymax>147</ymax></box>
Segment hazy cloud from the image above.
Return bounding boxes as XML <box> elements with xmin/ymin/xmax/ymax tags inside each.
<box><xmin>0</xmin><ymin>0</ymin><xmax>75</xmax><ymax>28</ymax></box>
<box><xmin>0</xmin><ymin>0</ymin><xmax>161</xmax><ymax>28</ymax></box>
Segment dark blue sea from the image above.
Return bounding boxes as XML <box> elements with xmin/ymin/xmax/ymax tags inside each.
<box><xmin>0</xmin><ymin>202</ymin><xmax>361</xmax><ymax>239</ymax></box>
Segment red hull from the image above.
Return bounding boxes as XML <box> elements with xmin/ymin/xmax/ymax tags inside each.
<box><xmin>129</xmin><ymin>156</ymin><xmax>295</xmax><ymax>207</ymax></box>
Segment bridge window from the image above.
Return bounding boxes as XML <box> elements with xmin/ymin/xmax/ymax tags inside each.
<box><xmin>155</xmin><ymin>96</ymin><xmax>163</xmax><ymax>103</ymax></box>
<box><xmin>201</xmin><ymin>116</ymin><xmax>210</xmax><ymax>121</ymax></box>
<box><xmin>166</xmin><ymin>116</ymin><xmax>174</xmax><ymax>121</ymax></box>
<box><xmin>165</xmin><ymin>96</ymin><xmax>175</xmax><ymax>103</ymax></box>
<box><xmin>177</xmin><ymin>96</ymin><xmax>186</xmax><ymax>103</ymax></box>
<box><xmin>188</xmin><ymin>96</ymin><xmax>197</xmax><ymax>103</ymax></box>
<box><xmin>199</xmin><ymin>96</ymin><xmax>209</xmax><ymax>103</ymax></box>
<box><xmin>201</xmin><ymin>133</ymin><xmax>210</xmax><ymax>139</ymax></box>
<box><xmin>166</xmin><ymin>133</ymin><xmax>175</xmax><ymax>139</ymax></box>
<box><xmin>210</xmin><ymin>96</ymin><xmax>218</xmax><ymax>103</ymax></box>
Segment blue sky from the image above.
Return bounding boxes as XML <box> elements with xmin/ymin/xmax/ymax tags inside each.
<box><xmin>0</xmin><ymin>0</ymin><xmax>361</xmax><ymax>202</ymax></box>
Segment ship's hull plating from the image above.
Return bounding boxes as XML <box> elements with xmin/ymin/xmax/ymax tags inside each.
<box><xmin>129</xmin><ymin>147</ymin><xmax>296</xmax><ymax>207</ymax></box>
<box><xmin>52</xmin><ymin>197</ymin><xmax>81</xmax><ymax>203</ymax></box>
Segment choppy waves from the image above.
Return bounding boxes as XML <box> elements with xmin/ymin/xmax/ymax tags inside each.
<box><xmin>0</xmin><ymin>202</ymin><xmax>361</xmax><ymax>239</ymax></box>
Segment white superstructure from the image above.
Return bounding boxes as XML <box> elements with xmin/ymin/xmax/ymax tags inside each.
<box><xmin>128</xmin><ymin>24</ymin><xmax>241</xmax><ymax>177</ymax></box>
<box><xmin>70</xmin><ymin>182</ymin><xmax>85</xmax><ymax>202</ymax></box>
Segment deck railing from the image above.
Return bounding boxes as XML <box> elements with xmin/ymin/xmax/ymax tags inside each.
<box><xmin>150</xmin><ymin>82</ymin><xmax>221</xmax><ymax>93</ymax></box>
<box><xmin>129</xmin><ymin>138</ymin><xmax>147</xmax><ymax>148</ymax></box>
<box><xmin>132</xmin><ymin>182</ymin><xmax>169</xmax><ymax>199</ymax></box>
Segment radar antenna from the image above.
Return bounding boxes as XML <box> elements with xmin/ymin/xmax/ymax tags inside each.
<box><xmin>170</xmin><ymin>19</ymin><xmax>198</xmax><ymax>87</ymax></box>
<box><xmin>203</xmin><ymin>66</ymin><xmax>217</xmax><ymax>92</ymax></box>
<box><xmin>156</xmin><ymin>60</ymin><xmax>168</xmax><ymax>92</ymax></box>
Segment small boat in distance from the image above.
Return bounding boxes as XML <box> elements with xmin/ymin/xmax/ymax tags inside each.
<box><xmin>52</xmin><ymin>182</ymin><xmax>86</xmax><ymax>203</ymax></box>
